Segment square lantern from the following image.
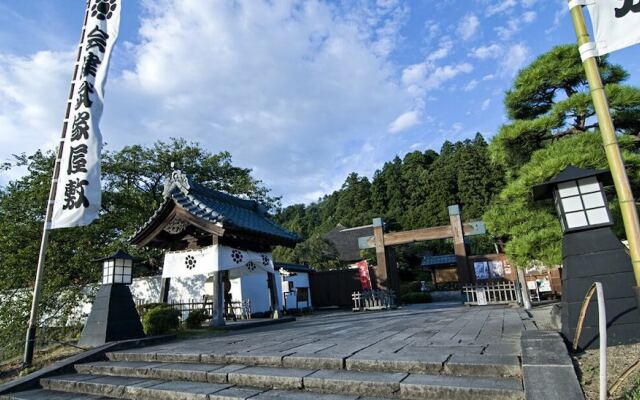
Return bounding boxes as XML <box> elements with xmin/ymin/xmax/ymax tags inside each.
<box><xmin>96</xmin><ymin>250</ymin><xmax>134</xmax><ymax>285</ymax></box>
<box><xmin>533</xmin><ymin>166</ymin><xmax>614</xmax><ymax>233</ymax></box>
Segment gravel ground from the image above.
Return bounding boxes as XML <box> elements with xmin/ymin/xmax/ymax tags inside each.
<box><xmin>574</xmin><ymin>343</ymin><xmax>640</xmax><ymax>400</ymax></box>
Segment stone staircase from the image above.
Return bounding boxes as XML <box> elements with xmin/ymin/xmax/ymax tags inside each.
<box><xmin>2</xmin><ymin>346</ymin><xmax>524</xmax><ymax>400</ymax></box>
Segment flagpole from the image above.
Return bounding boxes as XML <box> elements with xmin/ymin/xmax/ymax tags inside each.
<box><xmin>568</xmin><ymin>3</ymin><xmax>640</xmax><ymax>293</ymax></box>
<box><xmin>23</xmin><ymin>0</ymin><xmax>92</xmax><ymax>368</ymax></box>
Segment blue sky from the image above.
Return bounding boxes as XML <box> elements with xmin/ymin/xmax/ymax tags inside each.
<box><xmin>0</xmin><ymin>0</ymin><xmax>638</xmax><ymax>205</ymax></box>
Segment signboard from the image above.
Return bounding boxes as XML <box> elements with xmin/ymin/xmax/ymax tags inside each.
<box><xmin>476</xmin><ymin>288</ymin><xmax>488</xmax><ymax>306</ymax></box>
<box><xmin>356</xmin><ymin>260</ymin><xmax>372</xmax><ymax>291</ymax></box>
<box><xmin>489</xmin><ymin>260</ymin><xmax>504</xmax><ymax>278</ymax></box>
<box><xmin>474</xmin><ymin>261</ymin><xmax>490</xmax><ymax>280</ymax></box>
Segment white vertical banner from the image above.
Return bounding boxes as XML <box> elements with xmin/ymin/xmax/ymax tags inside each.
<box><xmin>50</xmin><ymin>0</ymin><xmax>120</xmax><ymax>229</ymax></box>
<box><xmin>585</xmin><ymin>0</ymin><xmax>640</xmax><ymax>55</ymax></box>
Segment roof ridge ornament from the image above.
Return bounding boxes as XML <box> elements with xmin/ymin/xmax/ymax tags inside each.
<box><xmin>163</xmin><ymin>169</ymin><xmax>191</xmax><ymax>197</ymax></box>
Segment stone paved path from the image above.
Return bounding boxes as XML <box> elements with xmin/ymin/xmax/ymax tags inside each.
<box><xmin>3</xmin><ymin>304</ymin><xmax>541</xmax><ymax>399</ymax></box>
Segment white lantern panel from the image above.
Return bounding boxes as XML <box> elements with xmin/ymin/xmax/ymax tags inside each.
<box><xmin>104</xmin><ymin>274</ymin><xmax>113</xmax><ymax>284</ymax></box>
<box><xmin>109</xmin><ymin>260</ymin><xmax>115</xmax><ymax>268</ymax></box>
<box><xmin>125</xmin><ymin>259</ymin><xmax>133</xmax><ymax>268</ymax></box>
<box><xmin>115</xmin><ymin>266</ymin><xmax>124</xmax><ymax>275</ymax></box>
<box><xmin>582</xmin><ymin>192</ymin><xmax>605</xmax><ymax>209</ymax></box>
<box><xmin>124</xmin><ymin>273</ymin><xmax>131</xmax><ymax>284</ymax></box>
<box><xmin>565</xmin><ymin>211</ymin><xmax>588</xmax><ymax>228</ymax></box>
<box><xmin>557</xmin><ymin>181</ymin><xmax>579</xmax><ymax>198</ymax></box>
<box><xmin>586</xmin><ymin>207</ymin><xmax>610</xmax><ymax>225</ymax></box>
<box><xmin>561</xmin><ymin>196</ymin><xmax>583</xmax><ymax>212</ymax></box>
<box><xmin>578</xmin><ymin>177</ymin><xmax>600</xmax><ymax>194</ymax></box>
<box><xmin>115</xmin><ymin>259</ymin><xmax>124</xmax><ymax>267</ymax></box>
<box><xmin>102</xmin><ymin>275</ymin><xmax>108</xmax><ymax>284</ymax></box>
<box><xmin>114</xmin><ymin>274</ymin><xmax>124</xmax><ymax>284</ymax></box>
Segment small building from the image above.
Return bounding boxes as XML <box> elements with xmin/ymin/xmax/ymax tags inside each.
<box><xmin>324</xmin><ymin>224</ymin><xmax>374</xmax><ymax>268</ymax></box>
<box><xmin>129</xmin><ymin>169</ymin><xmax>302</xmax><ymax>324</ymax></box>
<box><xmin>275</xmin><ymin>263</ymin><xmax>314</xmax><ymax>310</ymax></box>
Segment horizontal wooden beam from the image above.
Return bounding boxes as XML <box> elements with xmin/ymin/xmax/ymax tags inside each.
<box><xmin>358</xmin><ymin>221</ymin><xmax>486</xmax><ymax>249</ymax></box>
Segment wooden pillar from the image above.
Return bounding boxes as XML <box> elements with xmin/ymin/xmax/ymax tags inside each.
<box><xmin>210</xmin><ymin>271</ymin><xmax>225</xmax><ymax>327</ymax></box>
<box><xmin>159</xmin><ymin>278</ymin><xmax>171</xmax><ymax>303</ymax></box>
<box><xmin>267</xmin><ymin>272</ymin><xmax>280</xmax><ymax>319</ymax></box>
<box><xmin>448</xmin><ymin>205</ymin><xmax>470</xmax><ymax>284</ymax></box>
<box><xmin>209</xmin><ymin>234</ymin><xmax>225</xmax><ymax>327</ymax></box>
<box><xmin>372</xmin><ymin>218</ymin><xmax>399</xmax><ymax>292</ymax></box>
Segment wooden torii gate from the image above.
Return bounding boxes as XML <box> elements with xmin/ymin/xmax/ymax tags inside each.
<box><xmin>358</xmin><ymin>205</ymin><xmax>486</xmax><ymax>292</ymax></box>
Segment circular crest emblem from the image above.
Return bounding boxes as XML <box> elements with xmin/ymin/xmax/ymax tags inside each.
<box><xmin>231</xmin><ymin>249</ymin><xmax>243</xmax><ymax>264</ymax></box>
<box><xmin>185</xmin><ymin>255</ymin><xmax>196</xmax><ymax>270</ymax></box>
<box><xmin>261</xmin><ymin>254</ymin><xmax>270</xmax><ymax>266</ymax></box>
<box><xmin>91</xmin><ymin>0</ymin><xmax>118</xmax><ymax>20</ymax></box>
<box><xmin>246</xmin><ymin>261</ymin><xmax>257</xmax><ymax>272</ymax></box>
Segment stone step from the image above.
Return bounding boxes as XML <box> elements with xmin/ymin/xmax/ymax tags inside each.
<box><xmin>0</xmin><ymin>388</ymin><xmax>114</xmax><ymax>399</ymax></box>
<box><xmin>70</xmin><ymin>361</ymin><xmax>524</xmax><ymax>399</ymax></box>
<box><xmin>106</xmin><ymin>349</ymin><xmax>521</xmax><ymax>377</ymax></box>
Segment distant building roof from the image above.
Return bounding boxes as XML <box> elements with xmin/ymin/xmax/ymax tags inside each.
<box><xmin>130</xmin><ymin>170</ymin><xmax>302</xmax><ymax>247</ymax></box>
<box><xmin>275</xmin><ymin>262</ymin><xmax>315</xmax><ymax>273</ymax></box>
<box><xmin>421</xmin><ymin>254</ymin><xmax>457</xmax><ymax>267</ymax></box>
<box><xmin>324</xmin><ymin>224</ymin><xmax>374</xmax><ymax>263</ymax></box>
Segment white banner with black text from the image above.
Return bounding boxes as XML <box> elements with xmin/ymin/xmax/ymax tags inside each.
<box><xmin>586</xmin><ymin>0</ymin><xmax>640</xmax><ymax>56</ymax></box>
<box><xmin>51</xmin><ymin>0</ymin><xmax>121</xmax><ymax>228</ymax></box>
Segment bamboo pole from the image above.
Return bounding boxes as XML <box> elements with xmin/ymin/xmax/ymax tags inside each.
<box><xmin>569</xmin><ymin>3</ymin><xmax>640</xmax><ymax>288</ymax></box>
<box><xmin>23</xmin><ymin>0</ymin><xmax>92</xmax><ymax>368</ymax></box>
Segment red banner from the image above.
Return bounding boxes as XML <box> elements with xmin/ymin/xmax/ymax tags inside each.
<box><xmin>357</xmin><ymin>260</ymin><xmax>372</xmax><ymax>291</ymax></box>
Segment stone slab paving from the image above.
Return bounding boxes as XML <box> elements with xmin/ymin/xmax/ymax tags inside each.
<box><xmin>109</xmin><ymin>304</ymin><xmax>534</xmax><ymax>377</ymax></box>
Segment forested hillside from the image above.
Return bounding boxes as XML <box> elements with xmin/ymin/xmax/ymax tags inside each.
<box><xmin>273</xmin><ymin>133</ymin><xmax>504</xmax><ymax>267</ymax></box>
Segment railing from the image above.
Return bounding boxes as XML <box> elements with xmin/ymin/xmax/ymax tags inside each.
<box><xmin>352</xmin><ymin>290</ymin><xmax>396</xmax><ymax>311</ymax></box>
<box><xmin>463</xmin><ymin>281</ymin><xmax>517</xmax><ymax>305</ymax></box>
<box><xmin>166</xmin><ymin>299</ymin><xmax>252</xmax><ymax>322</ymax></box>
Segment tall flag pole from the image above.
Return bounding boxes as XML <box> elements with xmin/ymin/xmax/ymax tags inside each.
<box><xmin>23</xmin><ymin>0</ymin><xmax>120</xmax><ymax>367</ymax></box>
<box><xmin>567</xmin><ymin>0</ymin><xmax>640</xmax><ymax>294</ymax></box>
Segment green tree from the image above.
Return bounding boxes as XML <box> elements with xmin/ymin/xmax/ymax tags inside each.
<box><xmin>485</xmin><ymin>44</ymin><xmax>640</xmax><ymax>266</ymax></box>
<box><xmin>0</xmin><ymin>139</ymin><xmax>274</xmax><ymax>348</ymax></box>
<box><xmin>334</xmin><ymin>173</ymin><xmax>373</xmax><ymax>228</ymax></box>
<box><xmin>272</xmin><ymin>236</ymin><xmax>342</xmax><ymax>271</ymax></box>
<box><xmin>490</xmin><ymin>44</ymin><xmax>639</xmax><ymax>176</ymax></box>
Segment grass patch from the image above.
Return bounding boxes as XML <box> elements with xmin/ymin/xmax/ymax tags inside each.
<box><xmin>0</xmin><ymin>344</ymin><xmax>83</xmax><ymax>385</ymax></box>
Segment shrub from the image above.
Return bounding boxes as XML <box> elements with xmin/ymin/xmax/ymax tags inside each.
<box><xmin>136</xmin><ymin>302</ymin><xmax>166</xmax><ymax>319</ymax></box>
<box><xmin>185</xmin><ymin>308</ymin><xmax>209</xmax><ymax>329</ymax></box>
<box><xmin>142</xmin><ymin>306</ymin><xmax>180</xmax><ymax>335</ymax></box>
<box><xmin>400</xmin><ymin>292</ymin><xmax>432</xmax><ymax>304</ymax></box>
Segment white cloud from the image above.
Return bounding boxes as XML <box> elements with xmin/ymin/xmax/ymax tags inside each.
<box><xmin>463</xmin><ymin>79</ymin><xmax>479</xmax><ymax>91</ymax></box>
<box><xmin>0</xmin><ymin>50</ymin><xmax>73</xmax><ymax>167</ymax></box>
<box><xmin>470</xmin><ymin>43</ymin><xmax>503</xmax><ymax>59</ymax></box>
<box><xmin>457</xmin><ymin>14</ymin><xmax>480</xmax><ymax>41</ymax></box>
<box><xmin>481</xmin><ymin>98</ymin><xmax>491</xmax><ymax>111</ymax></box>
<box><xmin>0</xmin><ymin>0</ymin><xmax>413</xmax><ymax>204</ymax></box>
<box><xmin>388</xmin><ymin>110</ymin><xmax>421</xmax><ymax>133</ymax></box>
<box><xmin>486</xmin><ymin>0</ymin><xmax>517</xmax><ymax>16</ymax></box>
<box><xmin>500</xmin><ymin>43</ymin><xmax>530</xmax><ymax>76</ymax></box>
<box><xmin>496</xmin><ymin>12</ymin><xmax>537</xmax><ymax>40</ymax></box>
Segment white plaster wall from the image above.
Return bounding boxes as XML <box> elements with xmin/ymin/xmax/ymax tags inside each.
<box><xmin>281</xmin><ymin>272</ymin><xmax>312</xmax><ymax>309</ymax></box>
<box><xmin>240</xmin><ymin>272</ymin><xmax>272</xmax><ymax>313</ymax></box>
<box><xmin>129</xmin><ymin>275</ymin><xmax>208</xmax><ymax>304</ymax></box>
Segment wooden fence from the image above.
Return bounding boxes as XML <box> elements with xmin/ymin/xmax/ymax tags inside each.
<box><xmin>462</xmin><ymin>281</ymin><xmax>518</xmax><ymax>305</ymax></box>
<box><xmin>310</xmin><ymin>268</ymin><xmax>376</xmax><ymax>308</ymax></box>
<box><xmin>352</xmin><ymin>290</ymin><xmax>396</xmax><ymax>311</ymax></box>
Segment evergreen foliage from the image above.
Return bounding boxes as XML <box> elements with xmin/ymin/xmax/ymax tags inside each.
<box><xmin>274</xmin><ymin>134</ymin><xmax>502</xmax><ymax>266</ymax></box>
<box><xmin>0</xmin><ymin>138</ymin><xmax>273</xmax><ymax>349</ymax></box>
<box><xmin>485</xmin><ymin>44</ymin><xmax>640</xmax><ymax>267</ymax></box>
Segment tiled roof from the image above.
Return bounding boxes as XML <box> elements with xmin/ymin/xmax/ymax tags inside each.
<box><xmin>275</xmin><ymin>262</ymin><xmax>315</xmax><ymax>273</ymax></box>
<box><xmin>324</xmin><ymin>224</ymin><xmax>374</xmax><ymax>262</ymax></box>
<box><xmin>131</xmin><ymin>170</ymin><xmax>301</xmax><ymax>245</ymax></box>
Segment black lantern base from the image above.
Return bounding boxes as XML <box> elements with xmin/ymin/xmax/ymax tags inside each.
<box><xmin>561</xmin><ymin>228</ymin><xmax>640</xmax><ymax>350</ymax></box>
<box><xmin>79</xmin><ymin>284</ymin><xmax>145</xmax><ymax>347</ymax></box>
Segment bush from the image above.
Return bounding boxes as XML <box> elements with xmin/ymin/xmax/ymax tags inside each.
<box><xmin>400</xmin><ymin>292</ymin><xmax>432</xmax><ymax>304</ymax></box>
<box><xmin>142</xmin><ymin>305</ymin><xmax>180</xmax><ymax>335</ymax></box>
<box><xmin>185</xmin><ymin>308</ymin><xmax>209</xmax><ymax>329</ymax></box>
<box><xmin>136</xmin><ymin>302</ymin><xmax>166</xmax><ymax>319</ymax></box>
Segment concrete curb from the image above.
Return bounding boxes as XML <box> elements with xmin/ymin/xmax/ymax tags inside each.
<box><xmin>0</xmin><ymin>334</ymin><xmax>174</xmax><ymax>396</ymax></box>
<box><xmin>220</xmin><ymin>316</ymin><xmax>296</xmax><ymax>331</ymax></box>
<box><xmin>521</xmin><ymin>330</ymin><xmax>585</xmax><ymax>400</ymax></box>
